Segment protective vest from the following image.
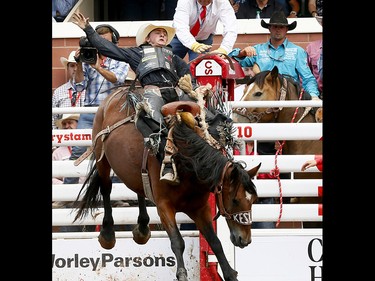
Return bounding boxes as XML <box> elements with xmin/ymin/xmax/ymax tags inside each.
<box><xmin>136</xmin><ymin>46</ymin><xmax>179</xmax><ymax>81</ymax></box>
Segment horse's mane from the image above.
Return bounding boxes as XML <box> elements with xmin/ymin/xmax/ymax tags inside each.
<box><xmin>172</xmin><ymin>122</ymin><xmax>257</xmax><ymax>195</ymax></box>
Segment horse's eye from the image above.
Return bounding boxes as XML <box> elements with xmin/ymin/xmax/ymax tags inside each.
<box><xmin>232</xmin><ymin>198</ymin><xmax>240</xmax><ymax>206</ymax></box>
<box><xmin>254</xmin><ymin>91</ymin><xmax>262</xmax><ymax>97</ymax></box>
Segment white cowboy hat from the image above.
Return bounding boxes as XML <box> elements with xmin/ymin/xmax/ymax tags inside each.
<box><xmin>55</xmin><ymin>114</ymin><xmax>80</xmax><ymax>129</ymax></box>
<box><xmin>135</xmin><ymin>23</ymin><xmax>175</xmax><ymax>46</ymax></box>
<box><xmin>60</xmin><ymin>51</ymin><xmax>77</xmax><ymax>68</ymax></box>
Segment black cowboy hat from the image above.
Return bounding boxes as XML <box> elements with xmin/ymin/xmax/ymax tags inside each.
<box><xmin>260</xmin><ymin>11</ymin><xmax>297</xmax><ymax>31</ymax></box>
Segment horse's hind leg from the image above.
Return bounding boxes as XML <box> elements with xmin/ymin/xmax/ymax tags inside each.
<box><xmin>97</xmin><ymin>161</ymin><xmax>116</xmax><ymax>249</ymax></box>
<box><xmin>132</xmin><ymin>194</ymin><xmax>151</xmax><ymax>244</ymax></box>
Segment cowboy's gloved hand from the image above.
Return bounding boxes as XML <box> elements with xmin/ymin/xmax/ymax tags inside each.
<box><xmin>307</xmin><ymin>96</ymin><xmax>321</xmax><ymax>109</ymax></box>
<box><xmin>298</xmin><ymin>95</ymin><xmax>321</xmax><ymax>122</ymax></box>
<box><xmin>178</xmin><ymin>74</ymin><xmax>194</xmax><ymax>94</ymax></box>
<box><xmin>191</xmin><ymin>42</ymin><xmax>212</xmax><ymax>53</ymax></box>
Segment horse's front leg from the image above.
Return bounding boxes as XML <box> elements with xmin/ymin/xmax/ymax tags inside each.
<box><xmin>159</xmin><ymin>210</ymin><xmax>188</xmax><ymax>281</ymax></box>
<box><xmin>98</xmin><ymin>176</ymin><xmax>116</xmax><ymax>249</ymax></box>
<box><xmin>132</xmin><ymin>195</ymin><xmax>151</xmax><ymax>244</ymax></box>
<box><xmin>193</xmin><ymin>210</ymin><xmax>238</xmax><ymax>281</ymax></box>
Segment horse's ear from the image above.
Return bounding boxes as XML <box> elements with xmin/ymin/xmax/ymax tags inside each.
<box><xmin>266</xmin><ymin>66</ymin><xmax>280</xmax><ymax>85</ymax></box>
<box><xmin>270</xmin><ymin>66</ymin><xmax>279</xmax><ymax>77</ymax></box>
<box><xmin>247</xmin><ymin>163</ymin><xmax>261</xmax><ymax>178</ymax></box>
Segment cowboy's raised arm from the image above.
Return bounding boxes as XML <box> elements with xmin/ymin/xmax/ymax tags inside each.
<box><xmin>72</xmin><ymin>12</ymin><xmax>90</xmax><ymax>30</ymax></box>
<box><xmin>71</xmin><ymin>12</ymin><xmax>133</xmax><ymax>64</ymax></box>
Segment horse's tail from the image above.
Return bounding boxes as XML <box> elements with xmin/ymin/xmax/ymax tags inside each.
<box><xmin>72</xmin><ymin>159</ymin><xmax>102</xmax><ymax>223</ymax></box>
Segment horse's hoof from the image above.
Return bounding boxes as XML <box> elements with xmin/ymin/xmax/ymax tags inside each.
<box><xmin>224</xmin><ymin>270</ymin><xmax>238</xmax><ymax>281</ymax></box>
<box><xmin>132</xmin><ymin>225</ymin><xmax>151</xmax><ymax>244</ymax></box>
<box><xmin>176</xmin><ymin>268</ymin><xmax>188</xmax><ymax>281</ymax></box>
<box><xmin>98</xmin><ymin>234</ymin><xmax>116</xmax><ymax>249</ymax></box>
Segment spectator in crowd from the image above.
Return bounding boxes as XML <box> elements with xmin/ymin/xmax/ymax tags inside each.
<box><xmin>52</xmin><ymin>113</ymin><xmax>82</xmax><ymax>186</ymax></box>
<box><xmin>52</xmin><ymin>50</ymin><xmax>85</xmax><ymax>129</ymax></box>
<box><xmin>70</xmin><ymin>11</ymin><xmax>213</xmax><ymax>184</ymax></box>
<box><xmin>276</xmin><ymin>0</ymin><xmax>300</xmax><ymax>18</ymax></box>
<box><xmin>52</xmin><ymin>0</ymin><xmax>78</xmax><ymax>22</ymax></box>
<box><xmin>52</xmin><ymin>113</ymin><xmax>86</xmax><ymax>232</ymax></box>
<box><xmin>171</xmin><ymin>0</ymin><xmax>237</xmax><ymax>61</ymax></box>
<box><xmin>118</xmin><ymin>0</ymin><xmax>162</xmax><ymax>20</ymax></box>
<box><xmin>228</xmin><ymin>11</ymin><xmax>320</xmax><ymax>101</ymax></box>
<box><xmin>162</xmin><ymin>0</ymin><xmax>178</xmax><ymax>20</ymax></box>
<box><xmin>228</xmin><ymin>0</ymin><xmax>241</xmax><ymax>14</ymax></box>
<box><xmin>306</xmin><ymin>15</ymin><xmax>322</xmax><ymax>98</ymax></box>
<box><xmin>234</xmin><ymin>0</ymin><xmax>286</xmax><ymax>19</ymax></box>
<box><xmin>308</xmin><ymin>0</ymin><xmax>322</xmax><ymax>17</ymax></box>
<box><xmin>63</xmin><ymin>23</ymin><xmax>129</xmax><ymax>185</ymax></box>
<box><xmin>301</xmin><ymin>155</ymin><xmax>322</xmax><ymax>171</ymax></box>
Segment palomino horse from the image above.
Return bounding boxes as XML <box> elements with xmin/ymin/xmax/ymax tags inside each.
<box><xmin>232</xmin><ymin>66</ymin><xmax>322</xmax><ymax>227</ymax></box>
<box><xmin>72</xmin><ymin>86</ymin><xmax>261</xmax><ymax>281</ymax></box>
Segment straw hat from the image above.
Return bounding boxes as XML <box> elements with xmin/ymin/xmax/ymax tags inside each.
<box><xmin>55</xmin><ymin>114</ymin><xmax>80</xmax><ymax>129</ymax></box>
<box><xmin>60</xmin><ymin>51</ymin><xmax>77</xmax><ymax>68</ymax></box>
<box><xmin>261</xmin><ymin>11</ymin><xmax>297</xmax><ymax>31</ymax></box>
<box><xmin>135</xmin><ymin>23</ymin><xmax>175</xmax><ymax>46</ymax></box>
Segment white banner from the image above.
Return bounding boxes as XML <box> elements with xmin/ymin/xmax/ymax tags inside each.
<box><xmin>52</xmin><ymin>237</ymin><xmax>200</xmax><ymax>281</ymax></box>
<box><xmin>235</xmin><ymin>230</ymin><xmax>323</xmax><ymax>281</ymax></box>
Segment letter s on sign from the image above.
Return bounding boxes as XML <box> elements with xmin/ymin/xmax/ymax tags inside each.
<box><xmin>204</xmin><ymin>61</ymin><xmax>213</xmax><ymax>75</ymax></box>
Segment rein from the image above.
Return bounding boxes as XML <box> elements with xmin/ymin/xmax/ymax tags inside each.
<box><xmin>212</xmin><ymin>162</ymin><xmax>253</xmax><ymax>226</ymax></box>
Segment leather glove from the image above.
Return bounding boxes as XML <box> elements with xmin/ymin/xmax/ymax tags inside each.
<box><xmin>297</xmin><ymin>95</ymin><xmax>321</xmax><ymax>122</ymax></box>
<box><xmin>191</xmin><ymin>42</ymin><xmax>212</xmax><ymax>54</ymax></box>
<box><xmin>178</xmin><ymin>74</ymin><xmax>194</xmax><ymax>95</ymax></box>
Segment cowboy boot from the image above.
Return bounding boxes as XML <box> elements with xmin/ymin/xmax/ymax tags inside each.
<box><xmin>160</xmin><ymin>155</ymin><xmax>179</xmax><ymax>185</ymax></box>
<box><xmin>160</xmin><ymin>127</ymin><xmax>180</xmax><ymax>185</ymax></box>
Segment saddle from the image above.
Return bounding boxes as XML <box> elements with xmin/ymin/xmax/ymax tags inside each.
<box><xmin>161</xmin><ymin>100</ymin><xmax>201</xmax><ymax>129</ymax></box>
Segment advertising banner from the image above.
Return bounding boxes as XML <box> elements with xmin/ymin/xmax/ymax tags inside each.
<box><xmin>52</xmin><ymin>237</ymin><xmax>200</xmax><ymax>281</ymax></box>
<box><xmin>235</xmin><ymin>230</ymin><xmax>323</xmax><ymax>281</ymax></box>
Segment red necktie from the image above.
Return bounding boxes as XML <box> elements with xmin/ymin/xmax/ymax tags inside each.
<box><xmin>190</xmin><ymin>5</ymin><xmax>206</xmax><ymax>37</ymax></box>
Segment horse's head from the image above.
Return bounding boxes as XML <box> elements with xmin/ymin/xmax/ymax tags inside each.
<box><xmin>232</xmin><ymin>66</ymin><xmax>291</xmax><ymax>123</ymax></box>
<box><xmin>215</xmin><ymin>162</ymin><xmax>261</xmax><ymax>248</ymax></box>
<box><xmin>171</xmin><ymin>121</ymin><xmax>260</xmax><ymax>247</ymax></box>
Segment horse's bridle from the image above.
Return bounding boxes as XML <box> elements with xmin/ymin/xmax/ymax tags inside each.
<box><xmin>232</xmin><ymin>77</ymin><xmax>288</xmax><ymax>123</ymax></box>
<box><xmin>212</xmin><ymin>162</ymin><xmax>254</xmax><ymax>226</ymax></box>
